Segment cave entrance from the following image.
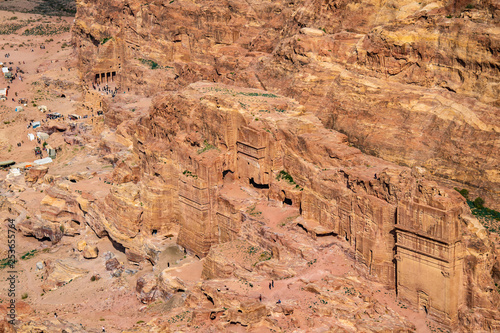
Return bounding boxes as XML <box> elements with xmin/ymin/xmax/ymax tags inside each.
<box><xmin>152</xmin><ymin>229</ymin><xmax>157</xmax><ymax>235</ymax></box>
<box><xmin>222</xmin><ymin>169</ymin><xmax>234</xmax><ymax>182</ymax></box>
<box><xmin>108</xmin><ymin>236</ymin><xmax>126</xmax><ymax>254</ymax></box>
<box><xmin>249</xmin><ymin>178</ymin><xmax>269</xmax><ymax>189</ymax></box>
<box><xmin>281</xmin><ymin>190</ymin><xmax>292</xmax><ymax>205</ymax></box>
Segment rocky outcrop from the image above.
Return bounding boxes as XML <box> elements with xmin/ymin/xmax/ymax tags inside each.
<box><xmin>41</xmin><ymin>260</ymin><xmax>89</xmax><ymax>291</ymax></box>
<box><xmin>25</xmin><ymin>166</ymin><xmax>48</xmax><ymax>184</ymax></box>
<box><xmin>72</xmin><ymin>0</ymin><xmax>500</xmax><ymax>330</ymax></box>
<box><xmin>82</xmin><ymin>244</ymin><xmax>99</xmax><ymax>259</ymax></box>
<box><xmin>74</xmin><ymin>0</ymin><xmax>500</xmax><ymax>206</ymax></box>
<box><xmin>95</xmin><ymin>82</ymin><xmax>498</xmax><ymax>329</ymax></box>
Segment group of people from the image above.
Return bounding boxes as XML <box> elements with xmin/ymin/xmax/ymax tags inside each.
<box><xmin>92</xmin><ymin>83</ymin><xmax>120</xmax><ymax>98</ymax></box>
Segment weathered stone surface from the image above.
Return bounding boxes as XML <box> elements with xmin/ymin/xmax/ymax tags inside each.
<box><xmin>71</xmin><ymin>0</ymin><xmax>500</xmax><ymax>330</ymax></box>
<box><xmin>76</xmin><ymin>240</ymin><xmax>87</xmax><ymax>251</ymax></box>
<box><xmin>41</xmin><ymin>260</ymin><xmax>89</xmax><ymax>291</ymax></box>
<box><xmin>74</xmin><ymin>0</ymin><xmax>500</xmax><ymax>207</ymax></box>
<box><xmin>136</xmin><ymin>273</ymin><xmax>164</xmax><ymax>304</ymax></box>
<box><xmin>82</xmin><ymin>245</ymin><xmax>99</xmax><ymax>259</ymax></box>
<box><xmin>105</xmin><ymin>257</ymin><xmax>120</xmax><ymax>271</ymax></box>
<box><xmin>158</xmin><ymin>270</ymin><xmax>187</xmax><ymax>294</ymax></box>
<box><xmin>25</xmin><ymin>166</ymin><xmax>48</xmax><ymax>184</ymax></box>
<box><xmin>39</xmin><ymin>182</ymin><xmax>86</xmax><ymax>234</ymax></box>
<box><xmin>17</xmin><ymin>217</ymin><xmax>63</xmax><ymax>244</ymax></box>
<box><xmin>103</xmin><ymin>82</ymin><xmax>497</xmax><ymax>329</ymax></box>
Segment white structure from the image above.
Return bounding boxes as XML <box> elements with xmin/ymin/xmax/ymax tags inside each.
<box><xmin>33</xmin><ymin>157</ymin><xmax>53</xmax><ymax>166</ymax></box>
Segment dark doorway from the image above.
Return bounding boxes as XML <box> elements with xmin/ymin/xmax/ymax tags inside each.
<box><xmin>249</xmin><ymin>178</ymin><xmax>269</xmax><ymax>189</ymax></box>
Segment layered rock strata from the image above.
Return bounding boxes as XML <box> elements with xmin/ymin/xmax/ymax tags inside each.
<box><xmin>73</xmin><ymin>0</ymin><xmax>500</xmax><ymax>205</ymax></box>
<box><xmin>96</xmin><ymin>82</ymin><xmax>499</xmax><ymax>329</ymax></box>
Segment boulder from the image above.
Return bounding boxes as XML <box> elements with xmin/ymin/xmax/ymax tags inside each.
<box><xmin>25</xmin><ymin>166</ymin><xmax>48</xmax><ymax>183</ymax></box>
<box><xmin>136</xmin><ymin>273</ymin><xmax>164</xmax><ymax>304</ymax></box>
<box><xmin>158</xmin><ymin>270</ymin><xmax>187</xmax><ymax>294</ymax></box>
<box><xmin>82</xmin><ymin>245</ymin><xmax>99</xmax><ymax>259</ymax></box>
<box><xmin>42</xmin><ymin>260</ymin><xmax>89</xmax><ymax>291</ymax></box>
<box><xmin>77</xmin><ymin>240</ymin><xmax>87</xmax><ymax>251</ymax></box>
<box><xmin>105</xmin><ymin>257</ymin><xmax>120</xmax><ymax>271</ymax></box>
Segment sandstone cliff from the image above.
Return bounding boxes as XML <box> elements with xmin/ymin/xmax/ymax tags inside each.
<box><xmin>73</xmin><ymin>0</ymin><xmax>500</xmax><ymax>206</ymax></box>
<box><xmin>69</xmin><ymin>0</ymin><xmax>500</xmax><ymax>330</ymax></box>
<box><xmin>89</xmin><ymin>82</ymin><xmax>498</xmax><ymax>330</ymax></box>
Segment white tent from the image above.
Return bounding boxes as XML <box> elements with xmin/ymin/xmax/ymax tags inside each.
<box><xmin>33</xmin><ymin>157</ymin><xmax>53</xmax><ymax>166</ymax></box>
<box><xmin>27</xmin><ymin>133</ymin><xmax>35</xmax><ymax>141</ymax></box>
<box><xmin>0</xmin><ymin>88</ymin><xmax>7</xmax><ymax>96</ymax></box>
<box><xmin>38</xmin><ymin>105</ymin><xmax>48</xmax><ymax>113</ymax></box>
<box><xmin>36</xmin><ymin>132</ymin><xmax>50</xmax><ymax>141</ymax></box>
<box><xmin>2</xmin><ymin>67</ymin><xmax>9</xmax><ymax>74</ymax></box>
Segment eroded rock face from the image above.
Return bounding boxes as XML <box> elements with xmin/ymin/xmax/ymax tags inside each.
<box><xmin>41</xmin><ymin>260</ymin><xmax>89</xmax><ymax>291</ymax></box>
<box><xmin>71</xmin><ymin>0</ymin><xmax>500</xmax><ymax>330</ymax></box>
<box><xmin>93</xmin><ymin>82</ymin><xmax>499</xmax><ymax>329</ymax></box>
<box><xmin>82</xmin><ymin>245</ymin><xmax>99</xmax><ymax>259</ymax></box>
<box><xmin>74</xmin><ymin>0</ymin><xmax>500</xmax><ymax>206</ymax></box>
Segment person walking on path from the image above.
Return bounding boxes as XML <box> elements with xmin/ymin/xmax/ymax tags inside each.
<box><xmin>269</xmin><ymin>282</ymin><xmax>272</xmax><ymax>290</ymax></box>
<box><xmin>271</xmin><ymin>280</ymin><xmax>274</xmax><ymax>288</ymax></box>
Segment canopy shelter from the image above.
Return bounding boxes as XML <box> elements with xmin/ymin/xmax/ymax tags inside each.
<box><xmin>15</xmin><ymin>106</ymin><xmax>24</xmax><ymax>112</ymax></box>
<box><xmin>32</xmin><ymin>121</ymin><xmax>41</xmax><ymax>129</ymax></box>
<box><xmin>0</xmin><ymin>160</ymin><xmax>15</xmax><ymax>168</ymax></box>
<box><xmin>33</xmin><ymin>157</ymin><xmax>52</xmax><ymax>166</ymax></box>
<box><xmin>36</xmin><ymin>132</ymin><xmax>49</xmax><ymax>141</ymax></box>
<box><xmin>46</xmin><ymin>112</ymin><xmax>62</xmax><ymax>120</ymax></box>
<box><xmin>38</xmin><ymin>105</ymin><xmax>48</xmax><ymax>113</ymax></box>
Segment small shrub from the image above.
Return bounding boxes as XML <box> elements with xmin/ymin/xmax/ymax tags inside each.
<box><xmin>276</xmin><ymin>170</ymin><xmax>295</xmax><ymax>185</ymax></box>
<box><xmin>101</xmin><ymin>37</ymin><xmax>113</xmax><ymax>44</ymax></box>
<box><xmin>139</xmin><ymin>58</ymin><xmax>160</xmax><ymax>69</ymax></box>
<box><xmin>197</xmin><ymin>140</ymin><xmax>217</xmax><ymax>154</ymax></box>
<box><xmin>473</xmin><ymin>197</ymin><xmax>485</xmax><ymax>209</ymax></box>
<box><xmin>21</xmin><ymin>293</ymin><xmax>28</xmax><ymax>299</ymax></box>
<box><xmin>455</xmin><ymin>188</ymin><xmax>469</xmax><ymax>199</ymax></box>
